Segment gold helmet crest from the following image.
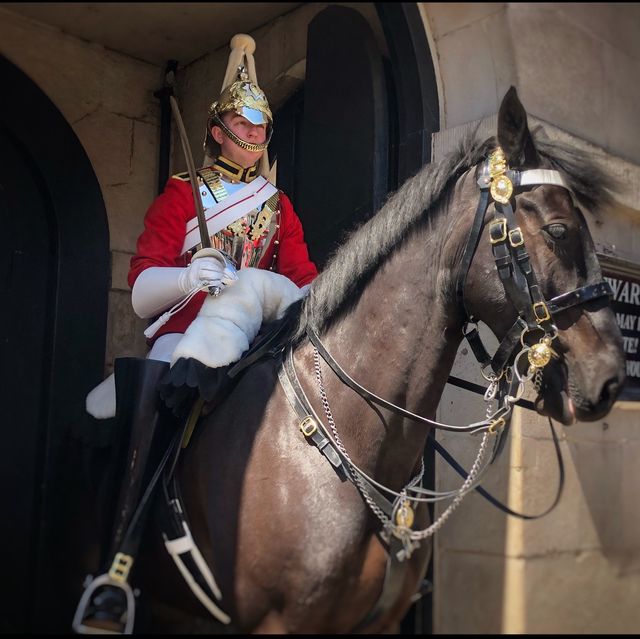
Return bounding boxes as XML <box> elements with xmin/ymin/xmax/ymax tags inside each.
<box><xmin>204</xmin><ymin>34</ymin><xmax>273</xmax><ymax>161</ymax></box>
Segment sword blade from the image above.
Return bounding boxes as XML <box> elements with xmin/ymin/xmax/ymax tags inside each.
<box><xmin>169</xmin><ymin>95</ymin><xmax>211</xmax><ymax>249</ymax></box>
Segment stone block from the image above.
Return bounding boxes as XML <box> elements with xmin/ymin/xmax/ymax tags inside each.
<box><xmin>104</xmin><ymin>290</ymin><xmax>148</xmax><ymax>370</ymax></box>
<box><xmin>73</xmin><ymin>110</ymin><xmax>135</xmax><ymax>187</ymax></box>
<box><xmin>513</xmin><ymin>551</ymin><xmax>640</xmax><ymax>633</ymax></box>
<box><xmin>433</xmin><ymin>478</ymin><xmax>510</xmax><ymax>555</ymax></box>
<box><xmin>602</xmin><ymin>42</ymin><xmax>640</xmax><ymax>165</ymax></box>
<box><xmin>426</xmin><ymin>2</ymin><xmax>506</xmax><ymax>39</ymax></box>
<box><xmin>130</xmin><ymin>118</ymin><xmax>159</xmax><ymax>196</ymax></box>
<box><xmin>103</xmin><ymin>183</ymin><xmax>147</xmax><ymax>254</ymax></box>
<box><xmin>434</xmin><ymin>549</ymin><xmax>507</xmax><ymax>634</ymax></box>
<box><xmin>554</xmin><ymin>3</ymin><xmax>640</xmax><ymax>62</ymax></box>
<box><xmin>100</xmin><ymin>49</ymin><xmax>161</xmax><ymax>124</ymax></box>
<box><xmin>90</xmin><ymin>118</ymin><xmax>157</xmax><ymax>253</ymax></box>
<box><xmin>436</xmin><ymin>11</ymin><xmax>514</xmax><ymax>128</ymax></box>
<box><xmin>508</xmin><ymin>5</ymin><xmax>607</xmax><ymax>153</ymax></box>
<box><xmin>111</xmin><ymin>250</ymin><xmax>134</xmax><ymax>292</ymax></box>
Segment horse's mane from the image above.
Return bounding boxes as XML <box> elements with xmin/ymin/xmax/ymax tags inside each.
<box><xmin>291</xmin><ymin>128</ymin><xmax>619</xmax><ymax>340</ymax></box>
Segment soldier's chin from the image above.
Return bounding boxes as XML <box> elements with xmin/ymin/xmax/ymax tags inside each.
<box><xmin>534</xmin><ymin>364</ymin><xmax>576</xmax><ymax>426</ymax></box>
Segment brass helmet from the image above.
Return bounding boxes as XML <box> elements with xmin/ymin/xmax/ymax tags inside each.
<box><xmin>204</xmin><ymin>34</ymin><xmax>273</xmax><ymax>168</ymax></box>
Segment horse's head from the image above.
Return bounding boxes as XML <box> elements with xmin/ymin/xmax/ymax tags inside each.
<box><xmin>462</xmin><ymin>88</ymin><xmax>625</xmax><ymax>425</ymax></box>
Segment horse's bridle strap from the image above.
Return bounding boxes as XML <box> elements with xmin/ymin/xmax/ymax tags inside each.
<box><xmin>306</xmin><ymin>327</ymin><xmax>502</xmax><ymax>433</ymax></box>
<box><xmin>277</xmin><ymin>352</ymin><xmax>345</xmax><ymax>474</ymax></box>
<box><xmin>278</xmin><ymin>348</ymin><xmax>408</xmax><ymax>526</ymax></box>
<box><xmin>456</xmin><ymin>187</ymin><xmax>490</xmax><ymax>313</ymax></box>
<box><xmin>547</xmin><ymin>280</ymin><xmax>613</xmax><ymax>314</ymax></box>
<box><xmin>515</xmin><ymin>169</ymin><xmax>569</xmax><ymax>189</ymax></box>
<box><xmin>425</xmin><ymin>417</ymin><xmax>565</xmax><ymax>520</ymax></box>
<box><xmin>460</xmin><ymin>157</ymin><xmax>613</xmax><ymax>375</ymax></box>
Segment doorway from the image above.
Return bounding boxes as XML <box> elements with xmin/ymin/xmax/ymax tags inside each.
<box><xmin>0</xmin><ymin>54</ymin><xmax>110</xmax><ymax>632</ymax></box>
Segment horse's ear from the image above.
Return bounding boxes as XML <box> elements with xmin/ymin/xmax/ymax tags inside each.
<box><xmin>497</xmin><ymin>86</ymin><xmax>538</xmax><ymax>167</ymax></box>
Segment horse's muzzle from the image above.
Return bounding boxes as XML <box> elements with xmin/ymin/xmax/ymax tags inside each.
<box><xmin>535</xmin><ymin>351</ymin><xmax>625</xmax><ymax>425</ymax></box>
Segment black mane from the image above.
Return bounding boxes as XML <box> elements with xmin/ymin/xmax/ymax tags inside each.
<box><xmin>292</xmin><ymin>129</ymin><xmax>618</xmax><ymax>340</ymax></box>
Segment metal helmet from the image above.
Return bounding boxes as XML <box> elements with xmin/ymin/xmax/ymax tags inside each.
<box><xmin>204</xmin><ymin>34</ymin><xmax>273</xmax><ymax>159</ymax></box>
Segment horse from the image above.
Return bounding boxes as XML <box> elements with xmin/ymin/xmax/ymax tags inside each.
<box><xmin>130</xmin><ymin>87</ymin><xmax>625</xmax><ymax>634</ymax></box>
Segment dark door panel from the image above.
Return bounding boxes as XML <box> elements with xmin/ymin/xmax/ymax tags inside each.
<box><xmin>296</xmin><ymin>5</ymin><xmax>389</xmax><ymax>269</ymax></box>
<box><xmin>0</xmin><ymin>54</ymin><xmax>110</xmax><ymax>633</ymax></box>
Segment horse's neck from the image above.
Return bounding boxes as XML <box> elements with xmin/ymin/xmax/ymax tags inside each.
<box><xmin>314</xmin><ymin>182</ymin><xmax>472</xmax><ymax>486</ymax></box>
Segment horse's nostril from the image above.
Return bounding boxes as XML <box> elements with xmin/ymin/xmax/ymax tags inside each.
<box><xmin>599</xmin><ymin>377</ymin><xmax>621</xmax><ymax>406</ymax></box>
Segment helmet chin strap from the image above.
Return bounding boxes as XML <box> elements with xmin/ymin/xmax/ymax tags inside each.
<box><xmin>212</xmin><ymin>114</ymin><xmax>272</xmax><ymax>153</ymax></box>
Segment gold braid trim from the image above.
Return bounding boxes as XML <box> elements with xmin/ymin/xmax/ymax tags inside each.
<box><xmin>197</xmin><ymin>167</ymin><xmax>228</xmax><ymax>202</ymax></box>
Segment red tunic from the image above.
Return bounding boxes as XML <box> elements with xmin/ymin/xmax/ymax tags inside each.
<box><xmin>129</xmin><ymin>176</ymin><xmax>318</xmax><ymax>343</ymax></box>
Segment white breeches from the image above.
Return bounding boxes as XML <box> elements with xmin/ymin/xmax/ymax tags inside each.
<box><xmin>147</xmin><ymin>333</ymin><xmax>183</xmax><ymax>362</ymax></box>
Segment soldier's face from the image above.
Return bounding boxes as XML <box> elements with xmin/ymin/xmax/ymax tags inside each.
<box><xmin>211</xmin><ymin>113</ymin><xmax>267</xmax><ymax>168</ymax></box>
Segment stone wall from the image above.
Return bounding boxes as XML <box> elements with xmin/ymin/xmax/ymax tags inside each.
<box><xmin>422</xmin><ymin>2</ymin><xmax>640</xmax><ymax>633</ymax></box>
<box><xmin>0</xmin><ymin>7</ymin><xmax>161</xmax><ymax>369</ymax></box>
<box><xmin>423</xmin><ymin>2</ymin><xmax>640</xmax><ymax>164</ymax></box>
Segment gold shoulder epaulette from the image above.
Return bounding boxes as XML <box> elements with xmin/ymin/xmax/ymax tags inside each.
<box><xmin>198</xmin><ymin>166</ymin><xmax>227</xmax><ymax>202</ymax></box>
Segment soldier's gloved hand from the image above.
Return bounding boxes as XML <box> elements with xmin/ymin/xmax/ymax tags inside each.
<box><xmin>178</xmin><ymin>255</ymin><xmax>237</xmax><ymax>294</ymax></box>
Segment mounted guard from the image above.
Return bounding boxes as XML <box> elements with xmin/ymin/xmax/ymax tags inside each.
<box><xmin>73</xmin><ymin>74</ymin><xmax>626</xmax><ymax>632</ymax></box>
<box><xmin>75</xmin><ymin>33</ymin><xmax>317</xmax><ymax>634</ymax></box>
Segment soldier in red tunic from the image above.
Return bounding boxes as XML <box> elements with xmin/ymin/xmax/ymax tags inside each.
<box><xmin>128</xmin><ymin>53</ymin><xmax>317</xmax><ymax>363</ymax></box>
<box><xmin>75</xmin><ymin>34</ymin><xmax>317</xmax><ymax>633</ymax></box>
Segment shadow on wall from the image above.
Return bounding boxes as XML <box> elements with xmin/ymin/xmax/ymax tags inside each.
<box><xmin>566</xmin><ymin>420</ymin><xmax>640</xmax><ymax>576</ymax></box>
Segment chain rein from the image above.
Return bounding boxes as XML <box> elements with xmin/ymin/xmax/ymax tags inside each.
<box><xmin>313</xmin><ymin>347</ymin><xmax>491</xmax><ymax>559</ymax></box>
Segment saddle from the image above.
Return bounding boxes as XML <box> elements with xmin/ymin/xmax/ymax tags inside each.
<box><xmin>159</xmin><ymin>298</ymin><xmax>303</xmax><ymax>418</ymax></box>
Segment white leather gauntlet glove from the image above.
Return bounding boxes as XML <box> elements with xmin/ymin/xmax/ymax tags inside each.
<box><xmin>188</xmin><ymin>248</ymin><xmax>238</xmax><ymax>288</ymax></box>
<box><xmin>179</xmin><ymin>257</ymin><xmax>224</xmax><ymax>293</ymax></box>
<box><xmin>131</xmin><ymin>249</ymin><xmax>238</xmax><ymax>319</ymax></box>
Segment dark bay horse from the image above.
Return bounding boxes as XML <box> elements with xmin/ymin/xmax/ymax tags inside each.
<box><xmin>137</xmin><ymin>88</ymin><xmax>625</xmax><ymax>633</ymax></box>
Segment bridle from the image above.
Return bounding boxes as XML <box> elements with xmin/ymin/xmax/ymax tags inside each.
<box><xmin>278</xmin><ymin>146</ymin><xmax>614</xmax><ymax>558</ymax></box>
<box><xmin>456</xmin><ymin>147</ymin><xmax>613</xmax><ymax>388</ymax></box>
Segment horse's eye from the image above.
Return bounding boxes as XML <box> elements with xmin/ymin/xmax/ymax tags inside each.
<box><xmin>544</xmin><ymin>223</ymin><xmax>568</xmax><ymax>240</ymax></box>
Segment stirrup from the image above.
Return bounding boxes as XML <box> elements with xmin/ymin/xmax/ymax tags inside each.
<box><xmin>72</xmin><ymin>573</ymin><xmax>135</xmax><ymax>635</ymax></box>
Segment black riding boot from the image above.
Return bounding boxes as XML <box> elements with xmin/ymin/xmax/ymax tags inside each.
<box><xmin>73</xmin><ymin>357</ymin><xmax>177</xmax><ymax>634</ymax></box>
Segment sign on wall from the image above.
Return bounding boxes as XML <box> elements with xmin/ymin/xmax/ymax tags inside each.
<box><xmin>600</xmin><ymin>255</ymin><xmax>640</xmax><ymax>401</ymax></box>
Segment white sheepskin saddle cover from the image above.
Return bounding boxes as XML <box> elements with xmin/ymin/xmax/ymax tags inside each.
<box><xmin>170</xmin><ymin>267</ymin><xmax>304</xmax><ymax>368</ymax></box>
<box><xmin>86</xmin><ymin>268</ymin><xmax>305</xmax><ymax>419</ymax></box>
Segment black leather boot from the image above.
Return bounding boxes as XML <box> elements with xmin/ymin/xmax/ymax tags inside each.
<box><xmin>73</xmin><ymin>357</ymin><xmax>177</xmax><ymax>634</ymax></box>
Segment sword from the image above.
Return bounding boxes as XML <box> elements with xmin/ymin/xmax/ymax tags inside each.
<box><xmin>169</xmin><ymin>95</ymin><xmax>221</xmax><ymax>296</ymax></box>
